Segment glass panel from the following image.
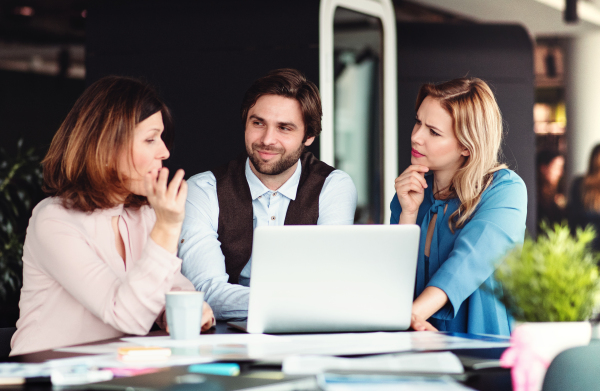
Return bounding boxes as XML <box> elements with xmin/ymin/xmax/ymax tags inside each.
<box><xmin>333</xmin><ymin>7</ymin><xmax>383</xmax><ymax>224</ymax></box>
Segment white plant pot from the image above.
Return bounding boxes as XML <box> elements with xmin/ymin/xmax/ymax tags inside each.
<box><xmin>502</xmin><ymin>321</ymin><xmax>592</xmax><ymax>391</ymax></box>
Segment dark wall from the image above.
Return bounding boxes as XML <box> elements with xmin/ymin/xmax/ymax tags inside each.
<box><xmin>396</xmin><ymin>23</ymin><xmax>536</xmax><ymax>234</ymax></box>
<box><xmin>86</xmin><ymin>0</ymin><xmax>321</xmax><ymax>177</ymax></box>
<box><xmin>1</xmin><ymin>71</ymin><xmax>84</xmax><ymax>154</ymax></box>
<box><xmin>87</xmin><ymin>4</ymin><xmax>536</xmax><ymax>233</ymax></box>
<box><xmin>0</xmin><ymin>71</ymin><xmax>84</xmax><ymax>327</ymax></box>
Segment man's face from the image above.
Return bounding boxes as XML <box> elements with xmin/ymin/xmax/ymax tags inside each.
<box><xmin>245</xmin><ymin>94</ymin><xmax>315</xmax><ymax>176</ymax></box>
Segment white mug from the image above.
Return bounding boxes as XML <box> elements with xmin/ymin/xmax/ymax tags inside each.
<box><xmin>165</xmin><ymin>291</ymin><xmax>204</xmax><ymax>340</ymax></box>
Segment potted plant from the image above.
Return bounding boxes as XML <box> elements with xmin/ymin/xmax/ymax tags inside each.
<box><xmin>0</xmin><ymin>140</ymin><xmax>44</xmax><ymax>325</ymax></box>
<box><xmin>495</xmin><ymin>223</ymin><xmax>600</xmax><ymax>391</ymax></box>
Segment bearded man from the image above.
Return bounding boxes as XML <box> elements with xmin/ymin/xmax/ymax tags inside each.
<box><xmin>179</xmin><ymin>68</ymin><xmax>357</xmax><ymax>320</ymax></box>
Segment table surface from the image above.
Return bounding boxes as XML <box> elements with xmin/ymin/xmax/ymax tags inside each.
<box><xmin>2</xmin><ymin>322</ymin><xmax>513</xmax><ymax>390</ymax></box>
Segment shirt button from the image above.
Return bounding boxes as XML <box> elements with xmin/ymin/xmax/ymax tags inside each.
<box><xmin>258</xmin><ymin>196</ymin><xmax>262</xmax><ymax>199</ymax></box>
<box><xmin>271</xmin><ymin>216</ymin><xmax>276</xmax><ymax>221</ymax></box>
<box><xmin>273</xmin><ymin>192</ymin><xmax>277</xmax><ymax>197</ymax></box>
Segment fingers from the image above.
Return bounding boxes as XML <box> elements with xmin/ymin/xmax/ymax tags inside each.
<box><xmin>146</xmin><ymin>168</ymin><xmax>188</xmax><ymax>205</ymax></box>
<box><xmin>144</xmin><ymin>168</ymin><xmax>159</xmax><ymax>199</ymax></box>
<box><xmin>395</xmin><ymin>166</ymin><xmax>428</xmax><ymax>189</ymax></box>
<box><xmin>176</xmin><ymin>179</ymin><xmax>188</xmax><ymax>206</ymax></box>
<box><xmin>411</xmin><ymin>314</ymin><xmax>438</xmax><ymax>332</ymax></box>
<box><xmin>395</xmin><ymin>174</ymin><xmax>427</xmax><ymax>194</ymax></box>
<box><xmin>155</xmin><ymin>167</ymin><xmax>170</xmax><ymax>198</ymax></box>
<box><xmin>201</xmin><ymin>302</ymin><xmax>215</xmax><ymax>331</ymax></box>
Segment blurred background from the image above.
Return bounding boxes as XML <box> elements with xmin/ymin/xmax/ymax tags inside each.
<box><xmin>1</xmin><ymin>0</ymin><xmax>599</xmax><ymax>327</ymax></box>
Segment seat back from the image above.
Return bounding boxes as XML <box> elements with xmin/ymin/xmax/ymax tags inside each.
<box><xmin>0</xmin><ymin>327</ymin><xmax>16</xmax><ymax>359</ymax></box>
<box><xmin>542</xmin><ymin>342</ymin><xmax>600</xmax><ymax>391</ymax></box>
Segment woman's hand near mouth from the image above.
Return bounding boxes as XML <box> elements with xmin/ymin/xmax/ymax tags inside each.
<box><xmin>395</xmin><ymin>165</ymin><xmax>429</xmax><ymax>224</ymax></box>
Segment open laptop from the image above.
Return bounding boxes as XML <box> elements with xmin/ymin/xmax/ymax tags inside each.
<box><xmin>228</xmin><ymin>224</ymin><xmax>420</xmax><ymax>334</ymax></box>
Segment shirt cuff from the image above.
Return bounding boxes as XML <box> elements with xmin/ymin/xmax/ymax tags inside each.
<box><xmin>426</xmin><ymin>269</ymin><xmax>463</xmax><ymax>320</ymax></box>
<box><xmin>145</xmin><ymin>236</ymin><xmax>182</xmax><ymax>270</ymax></box>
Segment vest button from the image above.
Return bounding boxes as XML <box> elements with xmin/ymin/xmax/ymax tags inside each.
<box><xmin>270</xmin><ymin>216</ymin><xmax>276</xmax><ymax>221</ymax></box>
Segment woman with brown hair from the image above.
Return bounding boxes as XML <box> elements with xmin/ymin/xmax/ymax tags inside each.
<box><xmin>10</xmin><ymin>76</ymin><xmax>213</xmax><ymax>355</ymax></box>
<box><xmin>391</xmin><ymin>78</ymin><xmax>527</xmax><ymax>336</ymax></box>
<box><xmin>567</xmin><ymin>144</ymin><xmax>600</xmax><ymax>250</ymax></box>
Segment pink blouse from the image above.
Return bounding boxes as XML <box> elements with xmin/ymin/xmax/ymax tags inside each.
<box><xmin>11</xmin><ymin>197</ymin><xmax>195</xmax><ymax>355</ymax></box>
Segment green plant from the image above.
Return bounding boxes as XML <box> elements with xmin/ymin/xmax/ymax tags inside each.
<box><xmin>0</xmin><ymin>140</ymin><xmax>44</xmax><ymax>299</ymax></box>
<box><xmin>495</xmin><ymin>223</ymin><xmax>600</xmax><ymax>322</ymax></box>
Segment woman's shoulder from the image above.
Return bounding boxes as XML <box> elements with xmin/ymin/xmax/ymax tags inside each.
<box><xmin>27</xmin><ymin>197</ymin><xmax>94</xmax><ymax>240</ymax></box>
<box><xmin>489</xmin><ymin>168</ymin><xmax>526</xmax><ymax>193</ymax></box>
<box><xmin>481</xmin><ymin>168</ymin><xmax>527</xmax><ymax>206</ymax></box>
<box><xmin>31</xmin><ymin>197</ymin><xmax>77</xmax><ymax>221</ymax></box>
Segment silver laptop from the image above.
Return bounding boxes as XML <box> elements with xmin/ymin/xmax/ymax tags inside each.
<box><xmin>228</xmin><ymin>224</ymin><xmax>420</xmax><ymax>334</ymax></box>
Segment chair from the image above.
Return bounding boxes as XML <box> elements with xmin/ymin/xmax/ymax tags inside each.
<box><xmin>0</xmin><ymin>327</ymin><xmax>16</xmax><ymax>359</ymax></box>
<box><xmin>542</xmin><ymin>341</ymin><xmax>600</xmax><ymax>391</ymax></box>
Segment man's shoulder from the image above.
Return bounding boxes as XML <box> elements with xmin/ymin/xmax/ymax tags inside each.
<box><xmin>322</xmin><ymin>169</ymin><xmax>356</xmax><ymax>193</ymax></box>
<box><xmin>187</xmin><ymin>170</ymin><xmax>217</xmax><ymax>190</ymax></box>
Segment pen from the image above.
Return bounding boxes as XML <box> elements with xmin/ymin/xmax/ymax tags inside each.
<box><xmin>0</xmin><ymin>376</ymin><xmax>51</xmax><ymax>385</ymax></box>
<box><xmin>188</xmin><ymin>363</ymin><xmax>240</xmax><ymax>376</ymax></box>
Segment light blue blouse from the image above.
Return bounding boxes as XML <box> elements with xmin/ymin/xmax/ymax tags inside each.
<box><xmin>390</xmin><ymin>169</ymin><xmax>527</xmax><ymax>336</ymax></box>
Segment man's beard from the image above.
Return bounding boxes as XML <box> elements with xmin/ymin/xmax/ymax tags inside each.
<box><xmin>247</xmin><ymin>142</ymin><xmax>304</xmax><ymax>176</ymax></box>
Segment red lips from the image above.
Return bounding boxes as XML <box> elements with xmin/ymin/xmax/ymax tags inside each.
<box><xmin>411</xmin><ymin>148</ymin><xmax>425</xmax><ymax>158</ymax></box>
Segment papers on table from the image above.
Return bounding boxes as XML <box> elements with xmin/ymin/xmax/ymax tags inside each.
<box><xmin>121</xmin><ymin>331</ymin><xmax>508</xmax><ymax>361</ymax></box>
<box><xmin>318</xmin><ymin>373</ymin><xmax>476</xmax><ymax>391</ymax></box>
<box><xmin>41</xmin><ymin>331</ymin><xmax>509</xmax><ymax>374</ymax></box>
<box><xmin>121</xmin><ymin>331</ymin><xmax>509</xmax><ymax>360</ymax></box>
<box><xmin>282</xmin><ymin>352</ymin><xmax>464</xmax><ymax>375</ymax></box>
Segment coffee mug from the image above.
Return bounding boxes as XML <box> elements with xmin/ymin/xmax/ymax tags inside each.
<box><xmin>165</xmin><ymin>291</ymin><xmax>204</xmax><ymax>340</ymax></box>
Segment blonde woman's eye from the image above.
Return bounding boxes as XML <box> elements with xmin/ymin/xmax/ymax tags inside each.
<box><xmin>429</xmin><ymin>129</ymin><xmax>440</xmax><ymax>136</ymax></box>
<box><xmin>146</xmin><ymin>139</ymin><xmax>155</xmax><ymax>143</ymax></box>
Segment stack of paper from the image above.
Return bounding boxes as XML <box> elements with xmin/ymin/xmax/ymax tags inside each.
<box><xmin>282</xmin><ymin>352</ymin><xmax>464</xmax><ymax>375</ymax></box>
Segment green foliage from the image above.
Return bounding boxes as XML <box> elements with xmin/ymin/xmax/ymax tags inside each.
<box><xmin>0</xmin><ymin>140</ymin><xmax>44</xmax><ymax>299</ymax></box>
<box><xmin>495</xmin><ymin>223</ymin><xmax>600</xmax><ymax>322</ymax></box>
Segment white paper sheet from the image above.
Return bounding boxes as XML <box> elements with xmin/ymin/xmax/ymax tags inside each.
<box><xmin>45</xmin><ymin>352</ymin><xmax>214</xmax><ymax>369</ymax></box>
<box><xmin>120</xmin><ymin>332</ymin><xmax>509</xmax><ymax>361</ymax></box>
<box><xmin>283</xmin><ymin>352</ymin><xmax>464</xmax><ymax>375</ymax></box>
<box><xmin>319</xmin><ymin>374</ymin><xmax>475</xmax><ymax>391</ymax></box>
<box><xmin>121</xmin><ymin>334</ymin><xmax>281</xmax><ymax>347</ymax></box>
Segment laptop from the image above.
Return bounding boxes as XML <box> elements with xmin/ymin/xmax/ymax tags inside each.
<box><xmin>228</xmin><ymin>224</ymin><xmax>420</xmax><ymax>334</ymax></box>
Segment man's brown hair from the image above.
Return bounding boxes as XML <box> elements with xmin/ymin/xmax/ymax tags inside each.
<box><xmin>42</xmin><ymin>76</ymin><xmax>173</xmax><ymax>212</ymax></box>
<box><xmin>240</xmin><ymin>68</ymin><xmax>322</xmax><ymax>141</ymax></box>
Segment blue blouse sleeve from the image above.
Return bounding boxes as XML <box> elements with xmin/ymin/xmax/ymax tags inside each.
<box><xmin>390</xmin><ymin>194</ymin><xmax>401</xmax><ymax>224</ymax></box>
<box><xmin>427</xmin><ymin>170</ymin><xmax>528</xmax><ymax>319</ymax></box>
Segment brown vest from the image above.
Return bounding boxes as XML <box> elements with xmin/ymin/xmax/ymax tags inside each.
<box><xmin>213</xmin><ymin>151</ymin><xmax>335</xmax><ymax>284</ymax></box>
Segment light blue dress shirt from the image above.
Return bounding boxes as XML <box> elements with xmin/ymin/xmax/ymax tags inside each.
<box><xmin>390</xmin><ymin>169</ymin><xmax>527</xmax><ymax>336</ymax></box>
<box><xmin>179</xmin><ymin>158</ymin><xmax>357</xmax><ymax>320</ymax></box>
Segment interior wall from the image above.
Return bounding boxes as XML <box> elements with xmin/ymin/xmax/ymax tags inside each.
<box><xmin>396</xmin><ymin>23</ymin><xmax>537</xmax><ymax>234</ymax></box>
<box><xmin>86</xmin><ymin>0</ymin><xmax>321</xmax><ymax>177</ymax></box>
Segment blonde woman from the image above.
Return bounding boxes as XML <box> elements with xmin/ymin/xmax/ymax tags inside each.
<box><xmin>391</xmin><ymin>78</ymin><xmax>527</xmax><ymax>336</ymax></box>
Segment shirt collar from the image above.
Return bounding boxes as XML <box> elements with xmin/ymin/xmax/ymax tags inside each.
<box><xmin>245</xmin><ymin>158</ymin><xmax>302</xmax><ymax>201</ymax></box>
<box><xmin>98</xmin><ymin>203</ymin><xmax>125</xmax><ymax>216</ymax></box>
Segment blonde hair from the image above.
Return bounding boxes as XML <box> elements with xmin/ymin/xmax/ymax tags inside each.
<box><xmin>416</xmin><ymin>78</ymin><xmax>507</xmax><ymax>231</ymax></box>
<box><xmin>583</xmin><ymin>144</ymin><xmax>600</xmax><ymax>211</ymax></box>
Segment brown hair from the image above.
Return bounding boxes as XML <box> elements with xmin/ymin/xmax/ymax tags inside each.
<box><xmin>416</xmin><ymin>78</ymin><xmax>507</xmax><ymax>231</ymax></box>
<box><xmin>240</xmin><ymin>68</ymin><xmax>322</xmax><ymax>141</ymax></box>
<box><xmin>42</xmin><ymin>76</ymin><xmax>173</xmax><ymax>212</ymax></box>
<box><xmin>583</xmin><ymin>144</ymin><xmax>600</xmax><ymax>211</ymax></box>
